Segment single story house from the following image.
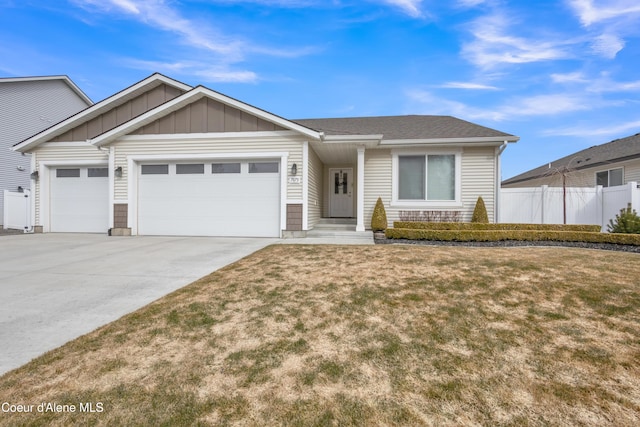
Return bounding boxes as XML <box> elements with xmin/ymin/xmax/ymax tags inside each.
<box><xmin>14</xmin><ymin>73</ymin><xmax>519</xmax><ymax>237</ymax></box>
<box><xmin>1</xmin><ymin>75</ymin><xmax>92</xmax><ymax>225</ymax></box>
<box><xmin>502</xmin><ymin>132</ymin><xmax>640</xmax><ymax>188</ymax></box>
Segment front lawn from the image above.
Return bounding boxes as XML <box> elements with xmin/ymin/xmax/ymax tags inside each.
<box><xmin>0</xmin><ymin>245</ymin><xmax>639</xmax><ymax>426</ymax></box>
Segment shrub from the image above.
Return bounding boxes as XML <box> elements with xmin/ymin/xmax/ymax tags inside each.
<box><xmin>471</xmin><ymin>196</ymin><xmax>489</xmax><ymax>223</ymax></box>
<box><xmin>393</xmin><ymin>222</ymin><xmax>601</xmax><ymax>232</ymax></box>
<box><xmin>607</xmin><ymin>203</ymin><xmax>640</xmax><ymax>234</ymax></box>
<box><xmin>371</xmin><ymin>197</ymin><xmax>388</xmax><ymax>231</ymax></box>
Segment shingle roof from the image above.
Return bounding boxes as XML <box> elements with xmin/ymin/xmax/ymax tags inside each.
<box><xmin>293</xmin><ymin>115</ymin><xmax>517</xmax><ymax>140</ymax></box>
<box><xmin>502</xmin><ymin>132</ymin><xmax>640</xmax><ymax>185</ymax></box>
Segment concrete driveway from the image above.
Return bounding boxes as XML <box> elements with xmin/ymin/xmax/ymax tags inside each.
<box><xmin>0</xmin><ymin>233</ymin><xmax>274</xmax><ymax>375</ymax></box>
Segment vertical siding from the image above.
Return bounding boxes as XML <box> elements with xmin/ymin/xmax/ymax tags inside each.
<box><xmin>461</xmin><ymin>147</ymin><xmax>496</xmax><ymax>222</ymax></box>
<box><xmin>0</xmin><ymin>79</ymin><xmax>91</xmax><ymax>224</ymax></box>
<box><xmin>112</xmin><ymin>137</ymin><xmax>303</xmax><ymax>201</ymax></box>
<box><xmin>307</xmin><ymin>146</ymin><xmax>323</xmax><ymax>228</ymax></box>
<box><xmin>31</xmin><ymin>144</ymin><xmax>109</xmax><ymax>226</ymax></box>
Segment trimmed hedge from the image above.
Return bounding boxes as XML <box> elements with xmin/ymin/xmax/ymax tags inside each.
<box><xmin>385</xmin><ymin>228</ymin><xmax>640</xmax><ymax>246</ymax></box>
<box><xmin>393</xmin><ymin>222</ymin><xmax>602</xmax><ymax>232</ymax></box>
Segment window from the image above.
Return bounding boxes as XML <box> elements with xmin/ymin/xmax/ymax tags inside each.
<box><xmin>176</xmin><ymin>164</ymin><xmax>204</xmax><ymax>174</ymax></box>
<box><xmin>212</xmin><ymin>163</ymin><xmax>241</xmax><ymax>174</ymax></box>
<box><xmin>249</xmin><ymin>162</ymin><xmax>279</xmax><ymax>173</ymax></box>
<box><xmin>141</xmin><ymin>164</ymin><xmax>169</xmax><ymax>175</ymax></box>
<box><xmin>88</xmin><ymin>168</ymin><xmax>108</xmax><ymax>178</ymax></box>
<box><xmin>396</xmin><ymin>153</ymin><xmax>457</xmax><ymax>202</ymax></box>
<box><xmin>56</xmin><ymin>168</ymin><xmax>80</xmax><ymax>178</ymax></box>
<box><xmin>596</xmin><ymin>168</ymin><xmax>623</xmax><ymax>187</ymax></box>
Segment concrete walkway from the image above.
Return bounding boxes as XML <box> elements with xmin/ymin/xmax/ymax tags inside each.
<box><xmin>0</xmin><ymin>234</ymin><xmax>275</xmax><ymax>375</ymax></box>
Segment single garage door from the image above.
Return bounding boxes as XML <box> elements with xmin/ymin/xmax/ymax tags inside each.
<box><xmin>137</xmin><ymin>160</ymin><xmax>281</xmax><ymax>237</ymax></box>
<box><xmin>50</xmin><ymin>166</ymin><xmax>109</xmax><ymax>233</ymax></box>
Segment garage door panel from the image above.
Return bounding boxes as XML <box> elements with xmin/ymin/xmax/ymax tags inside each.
<box><xmin>50</xmin><ymin>167</ymin><xmax>109</xmax><ymax>233</ymax></box>
<box><xmin>138</xmin><ymin>161</ymin><xmax>280</xmax><ymax>237</ymax></box>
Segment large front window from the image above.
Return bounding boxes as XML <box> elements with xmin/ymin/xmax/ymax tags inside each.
<box><xmin>397</xmin><ymin>154</ymin><xmax>456</xmax><ymax>201</ymax></box>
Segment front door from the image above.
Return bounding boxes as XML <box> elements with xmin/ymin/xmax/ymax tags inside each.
<box><xmin>329</xmin><ymin>168</ymin><xmax>353</xmax><ymax>217</ymax></box>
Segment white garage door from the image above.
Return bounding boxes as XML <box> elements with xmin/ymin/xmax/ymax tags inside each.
<box><xmin>50</xmin><ymin>167</ymin><xmax>109</xmax><ymax>233</ymax></box>
<box><xmin>137</xmin><ymin>160</ymin><xmax>281</xmax><ymax>237</ymax></box>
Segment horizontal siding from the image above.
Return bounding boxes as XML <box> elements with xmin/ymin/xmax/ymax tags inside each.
<box><xmin>0</xmin><ymin>79</ymin><xmax>90</xmax><ymax>224</ymax></box>
<box><xmin>32</xmin><ymin>144</ymin><xmax>109</xmax><ymax>226</ymax></box>
<box><xmin>307</xmin><ymin>146</ymin><xmax>323</xmax><ymax>228</ymax></box>
<box><xmin>461</xmin><ymin>147</ymin><xmax>496</xmax><ymax>222</ymax></box>
<box><xmin>625</xmin><ymin>160</ymin><xmax>640</xmax><ymax>183</ymax></box>
<box><xmin>364</xmin><ymin>149</ymin><xmax>393</xmax><ymax>228</ymax></box>
<box><xmin>113</xmin><ymin>137</ymin><xmax>303</xmax><ymax>201</ymax></box>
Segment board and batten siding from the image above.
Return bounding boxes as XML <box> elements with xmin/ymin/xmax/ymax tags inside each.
<box><xmin>31</xmin><ymin>144</ymin><xmax>108</xmax><ymax>226</ymax></box>
<box><xmin>112</xmin><ymin>137</ymin><xmax>304</xmax><ymax>202</ymax></box>
<box><xmin>1</xmin><ymin>79</ymin><xmax>90</xmax><ymax>224</ymax></box>
<box><xmin>363</xmin><ymin>147</ymin><xmax>499</xmax><ymax>227</ymax></box>
<box><xmin>307</xmin><ymin>146</ymin><xmax>323</xmax><ymax>229</ymax></box>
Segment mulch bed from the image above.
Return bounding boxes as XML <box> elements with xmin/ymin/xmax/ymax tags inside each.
<box><xmin>375</xmin><ymin>237</ymin><xmax>640</xmax><ymax>253</ymax></box>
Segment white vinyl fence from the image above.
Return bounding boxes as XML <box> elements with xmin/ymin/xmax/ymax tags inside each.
<box><xmin>3</xmin><ymin>189</ymin><xmax>31</xmax><ymax>231</ymax></box>
<box><xmin>500</xmin><ymin>182</ymin><xmax>640</xmax><ymax>231</ymax></box>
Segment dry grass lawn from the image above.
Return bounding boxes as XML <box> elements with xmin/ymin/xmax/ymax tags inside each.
<box><xmin>0</xmin><ymin>245</ymin><xmax>639</xmax><ymax>426</ymax></box>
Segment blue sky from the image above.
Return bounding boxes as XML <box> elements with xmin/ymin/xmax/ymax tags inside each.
<box><xmin>2</xmin><ymin>0</ymin><xmax>640</xmax><ymax>179</ymax></box>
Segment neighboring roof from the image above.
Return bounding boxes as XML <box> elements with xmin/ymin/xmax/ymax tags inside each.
<box><xmin>13</xmin><ymin>73</ymin><xmax>192</xmax><ymax>152</ymax></box>
<box><xmin>503</xmin><ymin>132</ymin><xmax>640</xmax><ymax>185</ymax></box>
<box><xmin>294</xmin><ymin>115</ymin><xmax>519</xmax><ymax>143</ymax></box>
<box><xmin>0</xmin><ymin>75</ymin><xmax>93</xmax><ymax>106</ymax></box>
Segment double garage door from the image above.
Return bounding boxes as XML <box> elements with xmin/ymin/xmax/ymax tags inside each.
<box><xmin>137</xmin><ymin>160</ymin><xmax>281</xmax><ymax>237</ymax></box>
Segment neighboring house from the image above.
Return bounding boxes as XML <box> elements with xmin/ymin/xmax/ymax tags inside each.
<box><xmin>13</xmin><ymin>73</ymin><xmax>519</xmax><ymax>237</ymax></box>
<box><xmin>502</xmin><ymin>132</ymin><xmax>640</xmax><ymax>188</ymax></box>
<box><xmin>0</xmin><ymin>76</ymin><xmax>92</xmax><ymax>225</ymax></box>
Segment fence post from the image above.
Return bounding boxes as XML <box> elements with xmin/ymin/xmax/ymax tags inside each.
<box><xmin>596</xmin><ymin>185</ymin><xmax>603</xmax><ymax>230</ymax></box>
<box><xmin>630</xmin><ymin>182</ymin><xmax>640</xmax><ymax>212</ymax></box>
<box><xmin>540</xmin><ymin>185</ymin><xmax>548</xmax><ymax>224</ymax></box>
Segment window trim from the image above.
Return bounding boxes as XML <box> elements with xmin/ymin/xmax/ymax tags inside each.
<box><xmin>391</xmin><ymin>149</ymin><xmax>462</xmax><ymax>208</ymax></box>
<box><xmin>595</xmin><ymin>167</ymin><xmax>623</xmax><ymax>188</ymax></box>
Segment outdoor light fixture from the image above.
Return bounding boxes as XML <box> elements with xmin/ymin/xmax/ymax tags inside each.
<box><xmin>291</xmin><ymin>163</ymin><xmax>297</xmax><ymax>176</ymax></box>
<box><xmin>30</xmin><ymin>171</ymin><xmax>39</xmax><ymax>181</ymax></box>
<box><xmin>115</xmin><ymin>166</ymin><xmax>123</xmax><ymax>178</ymax></box>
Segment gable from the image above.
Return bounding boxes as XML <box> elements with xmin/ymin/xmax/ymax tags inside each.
<box><xmin>130</xmin><ymin>96</ymin><xmax>286</xmax><ymax>135</ymax></box>
<box><xmin>51</xmin><ymin>83</ymin><xmax>186</xmax><ymax>142</ymax></box>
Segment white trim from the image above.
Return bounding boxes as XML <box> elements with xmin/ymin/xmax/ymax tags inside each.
<box><xmin>38</xmin><ymin>160</ymin><xmax>109</xmax><ymax>232</ymax></box>
<box><xmin>286</xmin><ymin>199</ymin><xmax>304</xmax><ymax>204</ymax></box>
<box><xmin>108</xmin><ymin>147</ymin><xmax>115</xmax><ymax>229</ymax></box>
<box><xmin>323</xmin><ymin>135</ymin><xmax>383</xmax><ymax>143</ymax></box>
<box><xmin>382</xmin><ymin>136</ymin><xmax>519</xmax><ymax>145</ymax></box>
<box><xmin>302</xmin><ymin>141</ymin><xmax>309</xmax><ymax>231</ymax></box>
<box><xmin>117</xmin><ymin>131</ymin><xmax>303</xmax><ymax>143</ymax></box>
<box><xmin>391</xmin><ymin>149</ymin><xmax>463</xmax><ymax>209</ymax></box>
<box><xmin>30</xmin><ymin>155</ymin><xmax>37</xmax><ymax>230</ymax></box>
<box><xmin>13</xmin><ymin>73</ymin><xmax>192</xmax><ymax>152</ymax></box>
<box><xmin>356</xmin><ymin>147</ymin><xmax>365</xmax><ymax>232</ymax></box>
<box><xmin>39</xmin><ymin>141</ymin><xmax>96</xmax><ymax>148</ymax></box>
<box><xmin>126</xmin><ymin>152</ymin><xmax>288</xmax><ymax>236</ymax></box>
<box><xmin>91</xmin><ymin>86</ymin><xmax>322</xmax><ymax>147</ymax></box>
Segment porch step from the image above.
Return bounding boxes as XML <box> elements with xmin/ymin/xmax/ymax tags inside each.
<box><xmin>312</xmin><ymin>218</ymin><xmax>357</xmax><ymax>231</ymax></box>
<box><xmin>307</xmin><ymin>218</ymin><xmax>373</xmax><ymax>241</ymax></box>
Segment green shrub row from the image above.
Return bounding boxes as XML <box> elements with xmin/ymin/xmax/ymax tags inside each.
<box><xmin>385</xmin><ymin>228</ymin><xmax>640</xmax><ymax>246</ymax></box>
<box><xmin>393</xmin><ymin>222</ymin><xmax>602</xmax><ymax>232</ymax></box>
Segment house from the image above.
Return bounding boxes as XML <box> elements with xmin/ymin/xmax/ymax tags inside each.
<box><xmin>13</xmin><ymin>73</ymin><xmax>519</xmax><ymax>237</ymax></box>
<box><xmin>0</xmin><ymin>76</ymin><xmax>92</xmax><ymax>225</ymax></box>
<box><xmin>502</xmin><ymin>132</ymin><xmax>640</xmax><ymax>188</ymax></box>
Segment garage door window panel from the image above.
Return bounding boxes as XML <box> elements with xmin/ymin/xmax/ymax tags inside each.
<box><xmin>88</xmin><ymin>168</ymin><xmax>108</xmax><ymax>178</ymax></box>
<box><xmin>176</xmin><ymin>164</ymin><xmax>205</xmax><ymax>174</ymax></box>
<box><xmin>249</xmin><ymin>162</ymin><xmax>279</xmax><ymax>173</ymax></box>
<box><xmin>56</xmin><ymin>168</ymin><xmax>81</xmax><ymax>178</ymax></box>
<box><xmin>141</xmin><ymin>164</ymin><xmax>169</xmax><ymax>175</ymax></box>
<box><xmin>212</xmin><ymin>163</ymin><xmax>241</xmax><ymax>174</ymax></box>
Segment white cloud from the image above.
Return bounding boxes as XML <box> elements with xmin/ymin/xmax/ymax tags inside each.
<box><xmin>439</xmin><ymin>82</ymin><xmax>500</xmax><ymax>90</ymax></box>
<box><xmin>567</xmin><ymin>0</ymin><xmax>640</xmax><ymax>26</ymax></box>
<box><xmin>551</xmin><ymin>72</ymin><xmax>588</xmax><ymax>83</ymax></box>
<box><xmin>122</xmin><ymin>59</ymin><xmax>259</xmax><ymax>83</ymax></box>
<box><xmin>462</xmin><ymin>12</ymin><xmax>571</xmax><ymax>68</ymax></box>
<box><xmin>378</xmin><ymin>0</ymin><xmax>424</xmax><ymax>17</ymax></box>
<box><xmin>545</xmin><ymin>119</ymin><xmax>640</xmax><ymax>137</ymax></box>
<box><xmin>590</xmin><ymin>33</ymin><xmax>625</xmax><ymax>58</ymax></box>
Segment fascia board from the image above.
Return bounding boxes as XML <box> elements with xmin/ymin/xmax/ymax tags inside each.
<box><xmin>92</xmin><ymin>86</ymin><xmax>323</xmax><ymax>147</ymax></box>
<box><xmin>381</xmin><ymin>136</ymin><xmax>519</xmax><ymax>145</ymax></box>
<box><xmin>13</xmin><ymin>73</ymin><xmax>192</xmax><ymax>153</ymax></box>
<box><xmin>322</xmin><ymin>134</ymin><xmax>384</xmax><ymax>144</ymax></box>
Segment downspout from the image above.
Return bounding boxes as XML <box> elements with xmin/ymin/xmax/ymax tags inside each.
<box><xmin>495</xmin><ymin>141</ymin><xmax>508</xmax><ymax>223</ymax></box>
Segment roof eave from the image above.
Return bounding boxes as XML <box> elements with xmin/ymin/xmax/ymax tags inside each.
<box><xmin>381</xmin><ymin>135</ymin><xmax>519</xmax><ymax>146</ymax></box>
